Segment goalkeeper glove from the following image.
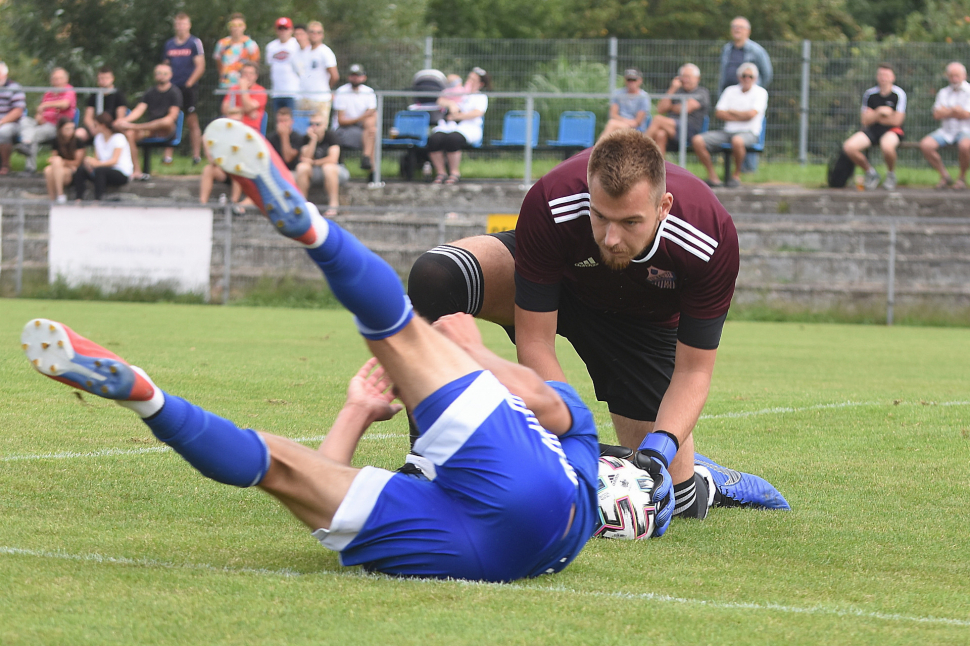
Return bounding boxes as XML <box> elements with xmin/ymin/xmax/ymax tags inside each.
<box><xmin>633</xmin><ymin>431</ymin><xmax>678</xmax><ymax>537</ymax></box>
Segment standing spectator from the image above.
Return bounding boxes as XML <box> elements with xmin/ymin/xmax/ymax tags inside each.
<box><xmin>842</xmin><ymin>63</ymin><xmax>906</xmax><ymax>191</ymax></box>
<box><xmin>266</xmin><ymin>106</ymin><xmax>303</xmax><ymax>170</ymax></box>
<box><xmin>222</xmin><ymin>61</ymin><xmax>267</xmax><ymax>132</ymax></box>
<box><xmin>332</xmin><ymin>64</ymin><xmax>377</xmax><ymax>171</ymax></box>
<box><xmin>162</xmin><ymin>12</ymin><xmax>205</xmax><ymax>165</ymax></box>
<box><xmin>299</xmin><ymin>20</ymin><xmax>338</xmax><ymax>123</ymax></box>
<box><xmin>73</xmin><ymin>112</ymin><xmax>133</xmax><ymax>200</ymax></box>
<box><xmin>79</xmin><ymin>67</ymin><xmax>128</xmax><ymax>144</ymax></box>
<box><xmin>295</xmin><ymin>114</ymin><xmax>347</xmax><ymax>216</ymax></box>
<box><xmin>919</xmin><ymin>62</ymin><xmax>970</xmax><ymax>190</ymax></box>
<box><xmin>0</xmin><ymin>61</ymin><xmax>27</xmax><ymax>175</ymax></box>
<box><xmin>646</xmin><ymin>64</ymin><xmax>710</xmax><ymax>157</ymax></box>
<box><xmin>43</xmin><ymin>117</ymin><xmax>84</xmax><ymax>203</ymax></box>
<box><xmin>114</xmin><ymin>63</ymin><xmax>183</xmax><ymax>180</ymax></box>
<box><xmin>718</xmin><ymin>17</ymin><xmax>772</xmax><ymax>94</ymax></box>
<box><xmin>599</xmin><ymin>69</ymin><xmax>651</xmax><ymax>140</ymax></box>
<box><xmin>213</xmin><ymin>13</ymin><xmax>261</xmax><ymax>89</ymax></box>
<box><xmin>427</xmin><ymin>67</ymin><xmax>490</xmax><ymax>185</ymax></box>
<box><xmin>266</xmin><ymin>17</ymin><xmax>303</xmax><ymax>113</ymax></box>
<box><xmin>691</xmin><ymin>62</ymin><xmax>768</xmax><ymax>188</ymax></box>
<box><xmin>718</xmin><ymin>16</ymin><xmax>771</xmax><ymax>172</ymax></box>
<box><xmin>293</xmin><ymin>24</ymin><xmax>310</xmax><ymax>51</ymax></box>
<box><xmin>20</xmin><ymin>68</ymin><xmax>77</xmax><ymax>173</ymax></box>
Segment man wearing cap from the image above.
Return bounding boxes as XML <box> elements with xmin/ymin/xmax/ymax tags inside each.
<box><xmin>266</xmin><ymin>17</ymin><xmax>303</xmax><ymax>113</ymax></box>
<box><xmin>333</xmin><ymin>64</ymin><xmax>377</xmax><ymax>171</ymax></box>
<box><xmin>599</xmin><ymin>69</ymin><xmax>651</xmax><ymax>141</ymax></box>
<box><xmin>299</xmin><ymin>20</ymin><xmax>339</xmax><ymax>124</ymax></box>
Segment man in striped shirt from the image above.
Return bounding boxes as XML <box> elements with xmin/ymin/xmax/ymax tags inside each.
<box><xmin>0</xmin><ymin>62</ymin><xmax>27</xmax><ymax>175</ymax></box>
<box><xmin>408</xmin><ymin>130</ymin><xmax>788</xmax><ymax>536</ymax></box>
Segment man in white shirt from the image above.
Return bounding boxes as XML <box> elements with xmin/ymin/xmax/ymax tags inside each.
<box><xmin>265</xmin><ymin>17</ymin><xmax>302</xmax><ymax>112</ymax></box>
<box><xmin>920</xmin><ymin>62</ymin><xmax>970</xmax><ymax>189</ymax></box>
<box><xmin>299</xmin><ymin>20</ymin><xmax>339</xmax><ymax>125</ymax></box>
<box><xmin>333</xmin><ymin>64</ymin><xmax>377</xmax><ymax>171</ymax></box>
<box><xmin>691</xmin><ymin>62</ymin><xmax>767</xmax><ymax>188</ymax></box>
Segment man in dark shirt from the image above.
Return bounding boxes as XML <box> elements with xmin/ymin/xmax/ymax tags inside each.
<box><xmin>407</xmin><ymin>130</ymin><xmax>788</xmax><ymax>536</ymax></box>
<box><xmin>295</xmin><ymin>114</ymin><xmax>348</xmax><ymax>215</ymax></box>
<box><xmin>162</xmin><ymin>12</ymin><xmax>205</xmax><ymax>164</ymax></box>
<box><xmin>79</xmin><ymin>67</ymin><xmax>128</xmax><ymax>143</ymax></box>
<box><xmin>115</xmin><ymin>63</ymin><xmax>183</xmax><ymax>179</ymax></box>
<box><xmin>266</xmin><ymin>106</ymin><xmax>303</xmax><ymax>170</ymax></box>
<box><xmin>646</xmin><ymin>63</ymin><xmax>711</xmax><ymax>157</ymax></box>
<box><xmin>842</xmin><ymin>63</ymin><xmax>907</xmax><ymax>191</ymax></box>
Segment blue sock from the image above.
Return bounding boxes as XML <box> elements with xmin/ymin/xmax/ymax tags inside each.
<box><xmin>307</xmin><ymin>221</ymin><xmax>413</xmax><ymax>339</ymax></box>
<box><xmin>143</xmin><ymin>393</ymin><xmax>270</xmax><ymax>488</ymax></box>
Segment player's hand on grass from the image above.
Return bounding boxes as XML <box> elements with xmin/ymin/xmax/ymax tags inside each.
<box><xmin>633</xmin><ymin>432</ymin><xmax>678</xmax><ymax>537</ymax></box>
<box><xmin>432</xmin><ymin>313</ymin><xmax>484</xmax><ymax>352</ymax></box>
<box><xmin>346</xmin><ymin>357</ymin><xmax>403</xmax><ymax>423</ymax></box>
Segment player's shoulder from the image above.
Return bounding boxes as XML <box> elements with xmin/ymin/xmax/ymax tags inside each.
<box><xmin>530</xmin><ymin>149</ymin><xmax>592</xmax><ymax>216</ymax></box>
<box><xmin>664</xmin><ymin>163</ymin><xmax>737</xmax><ymax>247</ymax></box>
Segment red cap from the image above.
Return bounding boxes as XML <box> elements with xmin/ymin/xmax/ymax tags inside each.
<box><xmin>276</xmin><ymin>17</ymin><xmax>293</xmax><ymax>29</ymax></box>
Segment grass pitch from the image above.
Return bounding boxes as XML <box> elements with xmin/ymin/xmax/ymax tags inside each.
<box><xmin>2</xmin><ymin>299</ymin><xmax>969</xmax><ymax>645</ymax></box>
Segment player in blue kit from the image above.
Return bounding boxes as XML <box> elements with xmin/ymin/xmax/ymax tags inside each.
<box><xmin>21</xmin><ymin>118</ymin><xmax>599</xmax><ymax>582</ymax></box>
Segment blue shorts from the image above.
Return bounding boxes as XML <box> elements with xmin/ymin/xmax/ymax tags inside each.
<box><xmin>928</xmin><ymin>129</ymin><xmax>970</xmax><ymax>147</ymax></box>
<box><xmin>313</xmin><ymin>371</ymin><xmax>598</xmax><ymax>582</ymax></box>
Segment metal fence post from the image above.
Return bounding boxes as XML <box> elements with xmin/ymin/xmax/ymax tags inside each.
<box><xmin>523</xmin><ymin>94</ymin><xmax>534</xmax><ymax>188</ymax></box>
<box><xmin>886</xmin><ymin>220</ymin><xmax>896</xmax><ymax>326</ymax></box>
<box><xmin>678</xmin><ymin>100</ymin><xmax>688</xmax><ymax>168</ymax></box>
<box><xmin>96</xmin><ymin>89</ymin><xmax>104</xmax><ymax>115</ymax></box>
<box><xmin>373</xmin><ymin>93</ymin><xmax>384</xmax><ymax>186</ymax></box>
<box><xmin>15</xmin><ymin>203</ymin><xmax>25</xmax><ymax>295</ymax></box>
<box><xmin>222</xmin><ymin>201</ymin><xmax>232</xmax><ymax>305</ymax></box>
<box><xmin>424</xmin><ymin>36</ymin><xmax>434</xmax><ymax>70</ymax></box>
<box><xmin>799</xmin><ymin>39</ymin><xmax>811</xmax><ymax>166</ymax></box>
<box><xmin>608</xmin><ymin>37</ymin><xmax>618</xmax><ymax>92</ymax></box>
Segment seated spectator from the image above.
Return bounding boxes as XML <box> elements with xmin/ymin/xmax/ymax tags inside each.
<box><xmin>842</xmin><ymin>63</ymin><xmax>906</xmax><ymax>191</ymax></box>
<box><xmin>73</xmin><ymin>112</ymin><xmax>133</xmax><ymax>200</ymax></box>
<box><xmin>19</xmin><ymin>67</ymin><xmax>77</xmax><ymax>173</ymax></box>
<box><xmin>295</xmin><ymin>115</ymin><xmax>347</xmax><ymax>216</ymax></box>
<box><xmin>114</xmin><ymin>63</ymin><xmax>183</xmax><ymax>180</ymax></box>
<box><xmin>427</xmin><ymin>67</ymin><xmax>490</xmax><ymax>185</ymax></box>
<box><xmin>199</xmin><ymin>106</ymin><xmax>248</xmax><ymax>209</ymax></box>
<box><xmin>222</xmin><ymin>61</ymin><xmax>267</xmax><ymax>131</ymax></box>
<box><xmin>79</xmin><ymin>66</ymin><xmax>128</xmax><ymax>144</ymax></box>
<box><xmin>44</xmin><ymin>117</ymin><xmax>84</xmax><ymax>203</ymax></box>
<box><xmin>267</xmin><ymin>106</ymin><xmax>302</xmax><ymax>170</ymax></box>
<box><xmin>332</xmin><ymin>64</ymin><xmax>376</xmax><ymax>170</ymax></box>
<box><xmin>599</xmin><ymin>69</ymin><xmax>651</xmax><ymax>141</ymax></box>
<box><xmin>646</xmin><ymin>64</ymin><xmax>710</xmax><ymax>156</ymax></box>
<box><xmin>691</xmin><ymin>62</ymin><xmax>768</xmax><ymax>188</ymax></box>
<box><xmin>0</xmin><ymin>62</ymin><xmax>27</xmax><ymax>175</ymax></box>
<box><xmin>920</xmin><ymin>62</ymin><xmax>970</xmax><ymax>190</ymax></box>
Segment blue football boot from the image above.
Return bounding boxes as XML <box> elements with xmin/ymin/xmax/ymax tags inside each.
<box><xmin>694</xmin><ymin>453</ymin><xmax>791</xmax><ymax>510</ymax></box>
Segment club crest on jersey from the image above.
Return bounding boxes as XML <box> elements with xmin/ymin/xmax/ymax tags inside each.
<box><xmin>645</xmin><ymin>266</ymin><xmax>677</xmax><ymax>289</ymax></box>
<box><xmin>574</xmin><ymin>257</ymin><xmax>598</xmax><ymax>268</ymax></box>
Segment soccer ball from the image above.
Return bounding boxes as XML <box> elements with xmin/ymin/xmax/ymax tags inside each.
<box><xmin>594</xmin><ymin>456</ymin><xmax>657</xmax><ymax>540</ymax></box>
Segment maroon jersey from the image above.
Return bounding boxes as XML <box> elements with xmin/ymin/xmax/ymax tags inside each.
<box><xmin>515</xmin><ymin>149</ymin><xmax>739</xmax><ymax>344</ymax></box>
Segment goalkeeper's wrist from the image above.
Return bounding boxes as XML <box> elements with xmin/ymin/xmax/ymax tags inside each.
<box><xmin>637</xmin><ymin>431</ymin><xmax>679</xmax><ymax>468</ymax></box>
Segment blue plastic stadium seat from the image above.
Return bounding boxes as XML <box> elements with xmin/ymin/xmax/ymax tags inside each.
<box><xmin>491</xmin><ymin>110</ymin><xmax>540</xmax><ymax>147</ymax></box>
<box><xmin>260</xmin><ymin>111</ymin><xmax>268</xmax><ymax>136</ymax></box>
<box><xmin>547</xmin><ymin>111</ymin><xmax>596</xmax><ymax>149</ymax></box>
<box><xmin>137</xmin><ymin>110</ymin><xmax>184</xmax><ymax>175</ymax></box>
<box><xmin>291</xmin><ymin>110</ymin><xmax>315</xmax><ymax>136</ymax></box>
<box><xmin>382</xmin><ymin>110</ymin><xmax>431</xmax><ymax>148</ymax></box>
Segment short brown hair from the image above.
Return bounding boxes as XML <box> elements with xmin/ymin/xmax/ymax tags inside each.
<box><xmin>587</xmin><ymin>130</ymin><xmax>666</xmax><ymax>202</ymax></box>
<box><xmin>276</xmin><ymin>106</ymin><xmax>292</xmax><ymax>118</ymax></box>
<box><xmin>229</xmin><ymin>12</ymin><xmax>245</xmax><ymax>24</ymax></box>
<box><xmin>174</xmin><ymin>12</ymin><xmax>190</xmax><ymax>21</ymax></box>
<box><xmin>877</xmin><ymin>62</ymin><xmax>894</xmax><ymax>73</ymax></box>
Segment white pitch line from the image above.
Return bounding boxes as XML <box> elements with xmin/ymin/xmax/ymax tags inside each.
<box><xmin>700</xmin><ymin>399</ymin><xmax>970</xmax><ymax>421</ymax></box>
<box><xmin>0</xmin><ymin>433</ymin><xmax>403</xmax><ymax>463</ymax></box>
<box><xmin>3</xmin><ymin>545</ymin><xmax>969</xmax><ymax>628</ymax></box>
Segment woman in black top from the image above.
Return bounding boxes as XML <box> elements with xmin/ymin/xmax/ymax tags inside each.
<box><xmin>44</xmin><ymin>117</ymin><xmax>85</xmax><ymax>203</ymax></box>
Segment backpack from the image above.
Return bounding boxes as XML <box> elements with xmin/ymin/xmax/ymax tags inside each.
<box><xmin>827</xmin><ymin>150</ymin><xmax>855</xmax><ymax>188</ymax></box>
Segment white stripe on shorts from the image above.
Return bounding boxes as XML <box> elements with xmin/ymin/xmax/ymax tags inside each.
<box><xmin>312</xmin><ymin>465</ymin><xmax>395</xmax><ymax>552</ymax></box>
<box><xmin>412</xmin><ymin>371</ymin><xmax>506</xmax><ymax>466</ymax></box>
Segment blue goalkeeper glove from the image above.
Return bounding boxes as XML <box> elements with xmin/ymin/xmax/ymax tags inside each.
<box><xmin>633</xmin><ymin>431</ymin><xmax>678</xmax><ymax>537</ymax></box>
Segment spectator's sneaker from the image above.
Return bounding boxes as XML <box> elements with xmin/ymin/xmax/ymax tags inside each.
<box><xmin>883</xmin><ymin>170</ymin><xmax>897</xmax><ymax>191</ymax></box>
<box><xmin>21</xmin><ymin>318</ymin><xmax>163</xmax><ymax>416</ymax></box>
<box><xmin>203</xmin><ymin>118</ymin><xmax>328</xmax><ymax>248</ymax></box>
<box><xmin>864</xmin><ymin>167</ymin><xmax>881</xmax><ymax>190</ymax></box>
<box><xmin>693</xmin><ymin>454</ymin><xmax>791</xmax><ymax>510</ymax></box>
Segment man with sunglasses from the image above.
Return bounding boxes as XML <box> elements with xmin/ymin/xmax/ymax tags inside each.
<box><xmin>213</xmin><ymin>13</ymin><xmax>260</xmax><ymax>89</ymax></box>
<box><xmin>299</xmin><ymin>20</ymin><xmax>339</xmax><ymax>126</ymax></box>
<box><xmin>295</xmin><ymin>114</ymin><xmax>347</xmax><ymax>216</ymax></box>
<box><xmin>691</xmin><ymin>62</ymin><xmax>767</xmax><ymax>188</ymax></box>
<box><xmin>266</xmin><ymin>17</ymin><xmax>303</xmax><ymax>113</ymax></box>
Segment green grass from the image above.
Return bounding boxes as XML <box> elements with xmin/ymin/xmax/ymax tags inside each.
<box><xmin>2</xmin><ymin>299</ymin><xmax>970</xmax><ymax>644</ymax></box>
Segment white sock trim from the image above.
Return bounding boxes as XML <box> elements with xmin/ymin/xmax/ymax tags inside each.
<box><xmin>116</xmin><ymin>366</ymin><xmax>165</xmax><ymax>418</ymax></box>
<box><xmin>302</xmin><ymin>201</ymin><xmax>330</xmax><ymax>249</ymax></box>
